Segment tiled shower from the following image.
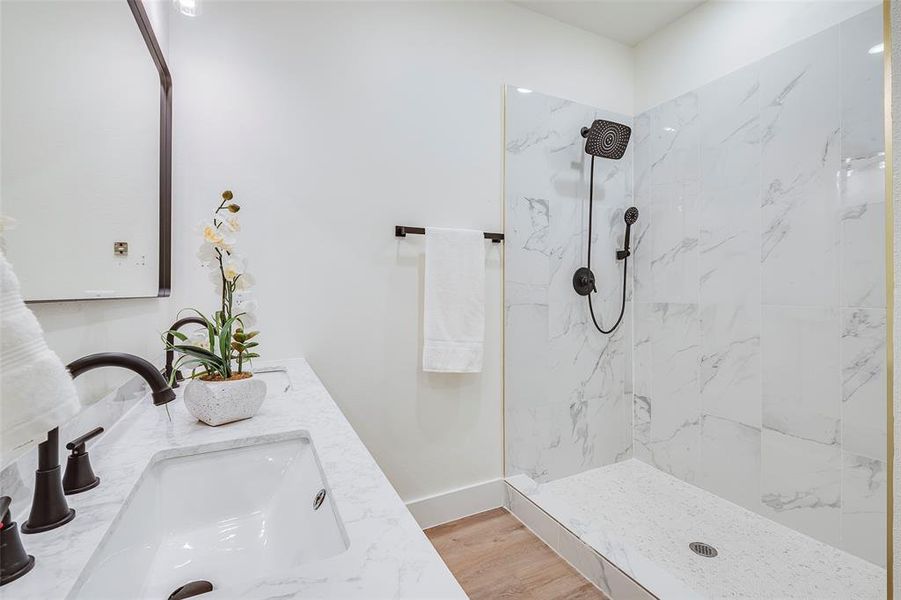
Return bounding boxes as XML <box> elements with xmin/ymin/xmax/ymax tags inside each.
<box><xmin>504</xmin><ymin>5</ymin><xmax>887</xmax><ymax>592</ymax></box>
<box><xmin>505</xmin><ymin>93</ymin><xmax>634</xmax><ymax>483</ymax></box>
<box><xmin>630</xmin><ymin>6</ymin><xmax>885</xmax><ymax>565</ymax></box>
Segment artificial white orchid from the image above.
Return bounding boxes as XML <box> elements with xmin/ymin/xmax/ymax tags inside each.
<box><xmin>163</xmin><ymin>190</ymin><xmax>261</xmax><ymax>382</ymax></box>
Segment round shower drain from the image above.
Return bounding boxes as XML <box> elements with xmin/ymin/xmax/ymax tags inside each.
<box><xmin>689</xmin><ymin>542</ymin><xmax>718</xmax><ymax>558</ymax></box>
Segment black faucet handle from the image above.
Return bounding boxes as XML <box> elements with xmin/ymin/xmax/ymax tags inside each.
<box><xmin>63</xmin><ymin>427</ymin><xmax>103</xmax><ymax>495</ymax></box>
<box><xmin>0</xmin><ymin>495</ymin><xmax>36</xmax><ymax>586</ymax></box>
<box><xmin>65</xmin><ymin>427</ymin><xmax>104</xmax><ymax>454</ymax></box>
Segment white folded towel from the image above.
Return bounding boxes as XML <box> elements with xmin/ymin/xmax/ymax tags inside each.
<box><xmin>423</xmin><ymin>228</ymin><xmax>485</xmax><ymax>373</ymax></box>
<box><xmin>0</xmin><ymin>253</ymin><xmax>80</xmax><ymax>468</ymax></box>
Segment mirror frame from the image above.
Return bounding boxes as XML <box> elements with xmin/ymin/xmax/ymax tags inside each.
<box><xmin>27</xmin><ymin>0</ymin><xmax>172</xmax><ymax>303</ymax></box>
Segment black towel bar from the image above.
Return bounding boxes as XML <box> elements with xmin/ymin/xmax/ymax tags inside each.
<box><xmin>394</xmin><ymin>226</ymin><xmax>503</xmax><ymax>243</ymax></box>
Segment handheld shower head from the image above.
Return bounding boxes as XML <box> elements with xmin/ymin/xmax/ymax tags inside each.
<box><xmin>581</xmin><ymin>119</ymin><xmax>632</xmax><ymax>159</ymax></box>
<box><xmin>624</xmin><ymin>206</ymin><xmax>639</xmax><ymax>225</ymax></box>
<box><xmin>618</xmin><ymin>206</ymin><xmax>639</xmax><ymax>260</ymax></box>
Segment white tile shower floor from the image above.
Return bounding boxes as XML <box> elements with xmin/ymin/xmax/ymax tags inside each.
<box><xmin>507</xmin><ymin>459</ymin><xmax>884</xmax><ymax>599</ymax></box>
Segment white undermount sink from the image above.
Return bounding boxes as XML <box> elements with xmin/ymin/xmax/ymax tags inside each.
<box><xmin>70</xmin><ymin>436</ymin><xmax>348</xmax><ymax>599</ymax></box>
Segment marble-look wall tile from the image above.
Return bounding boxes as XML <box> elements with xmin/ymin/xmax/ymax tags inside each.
<box><xmin>841</xmin><ymin>201</ymin><xmax>886</xmax><ymax>309</ymax></box>
<box><xmin>505</xmin><ymin>195</ymin><xmax>550</xmax><ymax>292</ymax></box>
<box><xmin>839</xmin><ymin>9</ymin><xmax>885</xmax><ymax>311</ymax></box>
<box><xmin>631</xmin><ymin>112</ymin><xmax>653</xmax><ymax>305</ymax></box>
<box><xmin>699</xmin><ymin>302</ymin><xmax>761</xmax><ymax>428</ymax></box>
<box><xmin>761</xmin><ymin>427</ymin><xmax>841</xmax><ymax>546</ymax></box>
<box><xmin>699</xmin><ymin>415</ymin><xmax>761</xmax><ymax>512</ymax></box>
<box><xmin>504</xmin><ymin>303</ymin><xmax>551</xmax><ymax>480</ymax></box>
<box><xmin>505</xmin><ymin>88</ymin><xmax>633</xmax><ymax>483</ymax></box>
<box><xmin>761</xmin><ymin>305</ymin><xmax>840</xmax><ymax>445</ymax></box>
<box><xmin>645</xmin><ymin>302</ymin><xmax>700</xmax><ymax>483</ymax></box>
<box><xmin>698</xmin><ymin>64</ymin><xmax>761</xmax><ymax>305</ymax></box>
<box><xmin>840</xmin><ymin>7</ymin><xmax>885</xmax><ymax>167</ymax></box>
<box><xmin>841</xmin><ymin>308</ymin><xmax>887</xmax><ymax>461</ymax></box>
<box><xmin>633</xmin><ymin>112</ymin><xmax>652</xmax><ymax>197</ymax></box>
<box><xmin>840</xmin><ymin>452</ymin><xmax>887</xmax><ymax>566</ymax></box>
<box><xmin>759</xmin><ymin>29</ymin><xmax>840</xmax><ymax>307</ymax></box>
<box><xmin>651</xmin><ymin>92</ymin><xmax>699</xmax><ymax>185</ymax></box>
<box><xmin>631</xmin><ymin>301</ymin><xmax>652</xmax><ymax>464</ymax></box>
<box><xmin>648</xmin><ymin>182</ymin><xmax>699</xmax><ymax>305</ymax></box>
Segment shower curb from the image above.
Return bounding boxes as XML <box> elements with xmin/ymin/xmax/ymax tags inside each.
<box><xmin>504</xmin><ymin>483</ymin><xmax>658</xmax><ymax>600</ymax></box>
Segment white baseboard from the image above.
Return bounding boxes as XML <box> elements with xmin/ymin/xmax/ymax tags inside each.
<box><xmin>406</xmin><ymin>478</ymin><xmax>506</xmax><ymax>529</ymax></box>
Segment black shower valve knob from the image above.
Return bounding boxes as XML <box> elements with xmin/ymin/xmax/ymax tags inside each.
<box><xmin>572</xmin><ymin>267</ymin><xmax>596</xmax><ymax>296</ymax></box>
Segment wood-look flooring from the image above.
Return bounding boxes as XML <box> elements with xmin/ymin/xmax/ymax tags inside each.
<box><xmin>425</xmin><ymin>507</ymin><xmax>608</xmax><ymax>600</ymax></box>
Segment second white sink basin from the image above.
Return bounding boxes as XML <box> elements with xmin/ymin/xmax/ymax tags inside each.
<box><xmin>71</xmin><ymin>435</ymin><xmax>348</xmax><ymax>599</ymax></box>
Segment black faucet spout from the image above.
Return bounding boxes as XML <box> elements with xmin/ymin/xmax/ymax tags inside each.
<box><xmin>163</xmin><ymin>317</ymin><xmax>207</xmax><ymax>387</ymax></box>
<box><xmin>67</xmin><ymin>352</ymin><xmax>176</xmax><ymax>406</ymax></box>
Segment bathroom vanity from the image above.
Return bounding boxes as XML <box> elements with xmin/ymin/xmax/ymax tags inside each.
<box><xmin>0</xmin><ymin>359</ymin><xmax>466</xmax><ymax>599</ymax></box>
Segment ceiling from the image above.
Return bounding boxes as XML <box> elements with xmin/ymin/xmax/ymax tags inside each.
<box><xmin>513</xmin><ymin>0</ymin><xmax>707</xmax><ymax>47</ymax></box>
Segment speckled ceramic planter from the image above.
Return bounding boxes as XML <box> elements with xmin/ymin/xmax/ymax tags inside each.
<box><xmin>183</xmin><ymin>375</ymin><xmax>267</xmax><ymax>426</ymax></box>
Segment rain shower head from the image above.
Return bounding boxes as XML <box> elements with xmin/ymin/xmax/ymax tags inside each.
<box><xmin>580</xmin><ymin>119</ymin><xmax>632</xmax><ymax>159</ymax></box>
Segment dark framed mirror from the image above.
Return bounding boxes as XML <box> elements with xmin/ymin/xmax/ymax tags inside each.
<box><xmin>1</xmin><ymin>0</ymin><xmax>171</xmax><ymax>302</ymax></box>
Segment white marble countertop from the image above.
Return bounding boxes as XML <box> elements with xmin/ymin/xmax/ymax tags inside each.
<box><xmin>0</xmin><ymin>358</ymin><xmax>466</xmax><ymax>600</ymax></box>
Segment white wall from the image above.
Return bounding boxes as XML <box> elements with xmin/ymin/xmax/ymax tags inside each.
<box><xmin>31</xmin><ymin>1</ymin><xmax>633</xmax><ymax>505</ymax></box>
<box><xmin>635</xmin><ymin>0</ymin><xmax>879</xmax><ymax>112</ymax></box>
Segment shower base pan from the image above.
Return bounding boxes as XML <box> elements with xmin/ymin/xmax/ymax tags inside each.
<box><xmin>506</xmin><ymin>459</ymin><xmax>884</xmax><ymax>599</ymax></box>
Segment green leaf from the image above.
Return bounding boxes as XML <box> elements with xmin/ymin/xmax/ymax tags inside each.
<box><xmin>172</xmin><ymin>345</ymin><xmax>225</xmax><ymax>369</ymax></box>
<box><xmin>244</xmin><ymin>352</ymin><xmax>260</xmax><ymax>359</ymax></box>
<box><xmin>244</xmin><ymin>341</ymin><xmax>259</xmax><ymax>349</ymax></box>
<box><xmin>218</xmin><ymin>315</ymin><xmax>244</xmax><ymax>378</ymax></box>
<box><xmin>170</xmin><ymin>355</ymin><xmax>209</xmax><ymax>384</ymax></box>
<box><xmin>174</xmin><ymin>356</ymin><xmax>207</xmax><ymax>372</ymax></box>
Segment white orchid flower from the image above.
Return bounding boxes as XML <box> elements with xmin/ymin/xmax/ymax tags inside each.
<box><xmin>224</xmin><ymin>216</ymin><xmax>241</xmax><ymax>233</ymax></box>
<box><xmin>235</xmin><ymin>271</ymin><xmax>255</xmax><ymax>290</ymax></box>
<box><xmin>233</xmin><ymin>291</ymin><xmax>258</xmax><ymax>326</ymax></box>
<box><xmin>186</xmin><ymin>328</ymin><xmax>210</xmax><ymax>351</ymax></box>
<box><xmin>200</xmin><ymin>221</ymin><xmax>235</xmax><ymax>250</ymax></box>
<box><xmin>223</xmin><ymin>255</ymin><xmax>246</xmax><ymax>282</ymax></box>
<box><xmin>196</xmin><ymin>242</ymin><xmax>217</xmax><ymax>265</ymax></box>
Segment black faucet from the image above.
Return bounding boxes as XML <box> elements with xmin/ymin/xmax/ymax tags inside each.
<box><xmin>0</xmin><ymin>496</ymin><xmax>35</xmax><ymax>586</ymax></box>
<box><xmin>163</xmin><ymin>316</ymin><xmax>206</xmax><ymax>388</ymax></box>
<box><xmin>21</xmin><ymin>353</ymin><xmax>175</xmax><ymax>535</ymax></box>
<box><xmin>68</xmin><ymin>353</ymin><xmax>176</xmax><ymax>406</ymax></box>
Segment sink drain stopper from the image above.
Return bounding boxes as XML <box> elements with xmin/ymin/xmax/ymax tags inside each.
<box><xmin>168</xmin><ymin>580</ymin><xmax>214</xmax><ymax>600</ymax></box>
<box><xmin>689</xmin><ymin>542</ymin><xmax>718</xmax><ymax>558</ymax></box>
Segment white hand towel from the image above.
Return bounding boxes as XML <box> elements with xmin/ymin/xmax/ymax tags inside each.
<box><xmin>0</xmin><ymin>253</ymin><xmax>80</xmax><ymax>468</ymax></box>
<box><xmin>423</xmin><ymin>228</ymin><xmax>485</xmax><ymax>373</ymax></box>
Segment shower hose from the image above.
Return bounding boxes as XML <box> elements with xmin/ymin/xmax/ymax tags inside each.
<box><xmin>586</xmin><ymin>154</ymin><xmax>629</xmax><ymax>335</ymax></box>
